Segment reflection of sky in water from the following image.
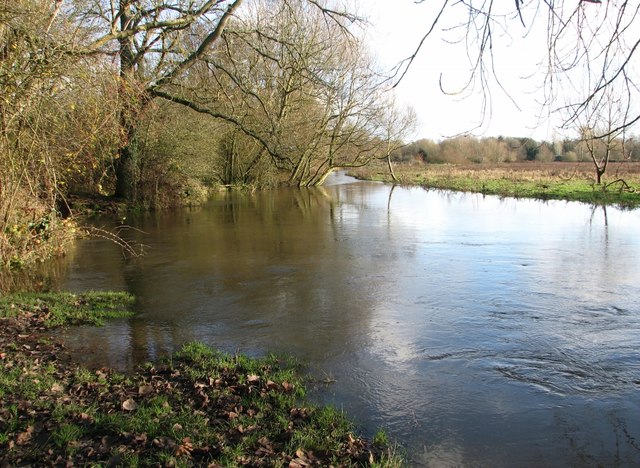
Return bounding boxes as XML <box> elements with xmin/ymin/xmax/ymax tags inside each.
<box><xmin>58</xmin><ymin>178</ymin><xmax>640</xmax><ymax>467</ymax></box>
<box><xmin>318</xmin><ymin>183</ymin><xmax>640</xmax><ymax>466</ymax></box>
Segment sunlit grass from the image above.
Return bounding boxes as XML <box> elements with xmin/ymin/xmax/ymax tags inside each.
<box><xmin>0</xmin><ymin>291</ymin><xmax>135</xmax><ymax>326</ymax></box>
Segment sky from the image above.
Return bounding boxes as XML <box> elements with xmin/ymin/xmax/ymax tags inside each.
<box><xmin>361</xmin><ymin>1</ymin><xmax>575</xmax><ymax>142</ymax></box>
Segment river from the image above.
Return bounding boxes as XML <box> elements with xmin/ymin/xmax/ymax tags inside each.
<box><xmin>56</xmin><ymin>173</ymin><xmax>640</xmax><ymax>466</ymax></box>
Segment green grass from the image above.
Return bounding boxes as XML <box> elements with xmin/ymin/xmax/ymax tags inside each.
<box><xmin>353</xmin><ymin>163</ymin><xmax>640</xmax><ymax>209</ymax></box>
<box><xmin>52</xmin><ymin>423</ymin><xmax>85</xmax><ymax>452</ymax></box>
<box><xmin>0</xmin><ymin>290</ymin><xmax>135</xmax><ymax>326</ymax></box>
<box><xmin>0</xmin><ymin>357</ymin><xmax>57</xmax><ymax>401</ymax></box>
<box><xmin>410</xmin><ymin>173</ymin><xmax>640</xmax><ymax>207</ymax></box>
<box><xmin>0</xmin><ymin>296</ymin><xmax>403</xmax><ymax>466</ymax></box>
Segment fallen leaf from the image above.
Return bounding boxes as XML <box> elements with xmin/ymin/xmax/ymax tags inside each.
<box><xmin>153</xmin><ymin>436</ymin><xmax>177</xmax><ymax>450</ymax></box>
<box><xmin>290</xmin><ymin>407</ymin><xmax>309</xmax><ymax>419</ymax></box>
<box><xmin>247</xmin><ymin>424</ymin><xmax>259</xmax><ymax>433</ymax></box>
<box><xmin>197</xmin><ymin>390</ymin><xmax>209</xmax><ymax>407</ymax></box>
<box><xmin>175</xmin><ymin>437</ymin><xmax>193</xmax><ymax>457</ymax></box>
<box><xmin>247</xmin><ymin>374</ymin><xmax>260</xmax><ymax>384</ymax></box>
<box><xmin>282</xmin><ymin>381</ymin><xmax>294</xmax><ymax>392</ymax></box>
<box><xmin>258</xmin><ymin>436</ymin><xmax>272</xmax><ymax>448</ymax></box>
<box><xmin>134</xmin><ymin>433</ymin><xmax>148</xmax><ymax>444</ymax></box>
<box><xmin>290</xmin><ymin>460</ymin><xmax>309</xmax><ymax>467</ymax></box>
<box><xmin>50</xmin><ymin>383</ymin><xmax>64</xmax><ymax>393</ymax></box>
<box><xmin>122</xmin><ymin>398</ymin><xmax>137</xmax><ymax>411</ymax></box>
<box><xmin>16</xmin><ymin>426</ymin><xmax>34</xmax><ymax>445</ymax></box>
<box><xmin>138</xmin><ymin>384</ymin><xmax>153</xmax><ymax>395</ymax></box>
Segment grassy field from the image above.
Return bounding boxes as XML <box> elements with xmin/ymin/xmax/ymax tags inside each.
<box><xmin>351</xmin><ymin>161</ymin><xmax>640</xmax><ymax>209</ymax></box>
<box><xmin>0</xmin><ymin>292</ymin><xmax>402</xmax><ymax>467</ymax></box>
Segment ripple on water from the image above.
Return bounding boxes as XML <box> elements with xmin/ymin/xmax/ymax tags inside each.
<box><xmin>491</xmin><ymin>345</ymin><xmax>639</xmax><ymax>396</ymax></box>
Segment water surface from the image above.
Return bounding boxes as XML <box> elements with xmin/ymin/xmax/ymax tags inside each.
<box><xmin>57</xmin><ymin>174</ymin><xmax>640</xmax><ymax>466</ymax></box>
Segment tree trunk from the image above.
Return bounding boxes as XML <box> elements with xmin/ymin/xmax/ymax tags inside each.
<box><xmin>115</xmin><ymin>125</ymin><xmax>138</xmax><ymax>200</ymax></box>
<box><xmin>387</xmin><ymin>154</ymin><xmax>399</xmax><ymax>183</ymax></box>
<box><xmin>114</xmin><ymin>0</ymin><xmax>139</xmax><ymax>201</ymax></box>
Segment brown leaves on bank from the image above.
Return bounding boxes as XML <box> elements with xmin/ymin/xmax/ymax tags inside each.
<box><xmin>0</xmin><ymin>311</ymin><xmax>391</xmax><ymax>467</ymax></box>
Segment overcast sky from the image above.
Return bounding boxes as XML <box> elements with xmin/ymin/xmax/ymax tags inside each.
<box><xmin>361</xmin><ymin>1</ymin><xmax>571</xmax><ymax>142</ymax></box>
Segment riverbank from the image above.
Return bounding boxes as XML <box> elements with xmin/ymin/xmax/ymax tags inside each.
<box><xmin>0</xmin><ymin>292</ymin><xmax>401</xmax><ymax>467</ymax></box>
<box><xmin>351</xmin><ymin>162</ymin><xmax>640</xmax><ymax>209</ymax></box>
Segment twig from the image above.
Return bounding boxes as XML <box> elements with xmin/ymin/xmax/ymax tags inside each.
<box><xmin>82</xmin><ymin>225</ymin><xmax>146</xmax><ymax>258</ymax></box>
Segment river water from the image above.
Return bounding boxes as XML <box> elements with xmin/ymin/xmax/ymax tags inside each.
<box><xmin>56</xmin><ymin>173</ymin><xmax>640</xmax><ymax>466</ymax></box>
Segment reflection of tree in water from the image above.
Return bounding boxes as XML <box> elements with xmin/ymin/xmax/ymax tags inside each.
<box><xmin>66</xmin><ymin>186</ymin><xmax>388</xmax><ymax>369</ymax></box>
<box><xmin>0</xmin><ymin>243</ymin><xmax>75</xmax><ymax>293</ymax></box>
<box><xmin>589</xmin><ymin>204</ymin><xmax>609</xmax><ymax>264</ymax></box>
<box><xmin>555</xmin><ymin>402</ymin><xmax>640</xmax><ymax>466</ymax></box>
<box><xmin>590</xmin><ymin>204</ymin><xmax>608</xmax><ymax>227</ymax></box>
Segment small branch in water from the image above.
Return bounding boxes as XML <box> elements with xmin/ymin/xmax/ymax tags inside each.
<box><xmin>317</xmin><ymin>370</ymin><xmax>336</xmax><ymax>385</ymax></box>
<box><xmin>82</xmin><ymin>225</ymin><xmax>146</xmax><ymax>258</ymax></box>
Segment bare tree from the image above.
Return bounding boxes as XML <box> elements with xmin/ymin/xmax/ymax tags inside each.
<box><xmin>576</xmin><ymin>88</ymin><xmax>629</xmax><ymax>185</ymax></box>
<box><xmin>373</xmin><ymin>94</ymin><xmax>418</xmax><ymax>183</ymax></box>
<box><xmin>0</xmin><ymin>0</ymin><xmax>79</xmax><ymax>267</ymax></box>
<box><xmin>156</xmin><ymin>0</ymin><xmax>394</xmax><ymax>187</ymax></box>
<box><xmin>397</xmin><ymin>1</ymin><xmax>640</xmax><ymax>136</ymax></box>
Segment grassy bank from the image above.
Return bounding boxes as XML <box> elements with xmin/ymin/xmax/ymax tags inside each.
<box><xmin>352</xmin><ymin>162</ymin><xmax>640</xmax><ymax>209</ymax></box>
<box><xmin>0</xmin><ymin>292</ymin><xmax>401</xmax><ymax>467</ymax></box>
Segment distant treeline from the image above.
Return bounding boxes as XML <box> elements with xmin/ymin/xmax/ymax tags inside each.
<box><xmin>393</xmin><ymin>136</ymin><xmax>640</xmax><ymax>164</ymax></box>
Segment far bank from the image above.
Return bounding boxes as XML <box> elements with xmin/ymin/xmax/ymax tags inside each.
<box><xmin>351</xmin><ymin>161</ymin><xmax>640</xmax><ymax>209</ymax></box>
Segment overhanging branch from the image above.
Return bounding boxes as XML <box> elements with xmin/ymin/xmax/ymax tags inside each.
<box><xmin>150</xmin><ymin>88</ymin><xmax>290</xmax><ymax>165</ymax></box>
